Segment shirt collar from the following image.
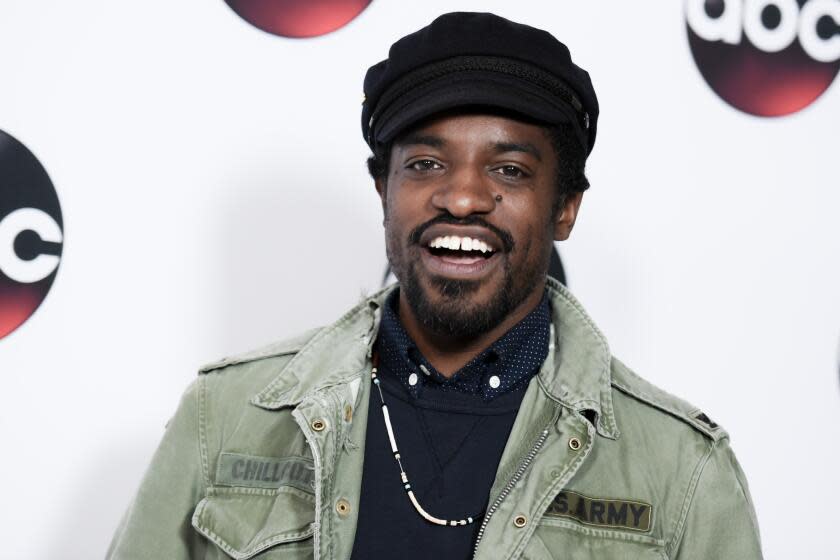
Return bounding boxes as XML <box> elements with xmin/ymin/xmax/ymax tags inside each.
<box><xmin>376</xmin><ymin>289</ymin><xmax>551</xmax><ymax>401</ymax></box>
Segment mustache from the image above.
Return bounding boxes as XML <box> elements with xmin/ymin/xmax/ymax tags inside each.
<box><xmin>408</xmin><ymin>214</ymin><xmax>515</xmax><ymax>253</ymax></box>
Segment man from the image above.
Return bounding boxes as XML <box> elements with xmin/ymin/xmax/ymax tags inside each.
<box><xmin>108</xmin><ymin>12</ymin><xmax>762</xmax><ymax>559</ymax></box>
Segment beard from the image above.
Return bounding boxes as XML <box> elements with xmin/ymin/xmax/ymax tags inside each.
<box><xmin>400</xmin><ymin>259</ymin><xmax>516</xmax><ymax>338</ymax></box>
<box><xmin>386</xmin><ymin>216</ymin><xmax>550</xmax><ymax>339</ymax></box>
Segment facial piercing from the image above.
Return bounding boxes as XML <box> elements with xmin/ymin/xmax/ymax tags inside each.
<box><xmin>495</xmin><ymin>194</ymin><xmax>503</xmax><ymax>202</ymax></box>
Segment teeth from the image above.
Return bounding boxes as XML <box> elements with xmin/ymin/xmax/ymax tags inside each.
<box><xmin>428</xmin><ymin>236</ymin><xmax>495</xmax><ymax>253</ymax></box>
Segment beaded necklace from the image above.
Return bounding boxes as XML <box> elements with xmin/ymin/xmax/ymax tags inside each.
<box><xmin>370</xmin><ymin>352</ymin><xmax>483</xmax><ymax>527</ymax></box>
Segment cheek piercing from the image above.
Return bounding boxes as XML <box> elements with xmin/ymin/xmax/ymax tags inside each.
<box><xmin>495</xmin><ymin>194</ymin><xmax>503</xmax><ymax>202</ymax></box>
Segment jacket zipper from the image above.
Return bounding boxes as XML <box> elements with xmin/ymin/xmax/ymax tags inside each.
<box><xmin>472</xmin><ymin>426</ymin><xmax>551</xmax><ymax>558</ymax></box>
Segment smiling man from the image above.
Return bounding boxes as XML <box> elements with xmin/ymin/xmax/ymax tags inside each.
<box><xmin>108</xmin><ymin>12</ymin><xmax>762</xmax><ymax>560</ymax></box>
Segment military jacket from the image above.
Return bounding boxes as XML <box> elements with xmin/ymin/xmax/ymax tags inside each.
<box><xmin>108</xmin><ymin>279</ymin><xmax>763</xmax><ymax>559</ymax></box>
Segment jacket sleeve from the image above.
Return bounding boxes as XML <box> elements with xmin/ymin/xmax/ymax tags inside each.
<box><xmin>671</xmin><ymin>438</ymin><xmax>763</xmax><ymax>559</ymax></box>
<box><xmin>107</xmin><ymin>378</ymin><xmax>208</xmax><ymax>559</ymax></box>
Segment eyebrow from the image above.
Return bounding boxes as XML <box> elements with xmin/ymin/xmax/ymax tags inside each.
<box><xmin>395</xmin><ymin>134</ymin><xmax>446</xmax><ymax>148</ymax></box>
<box><xmin>492</xmin><ymin>141</ymin><xmax>543</xmax><ymax>161</ymax></box>
<box><xmin>395</xmin><ymin>135</ymin><xmax>543</xmax><ymax>161</ymax></box>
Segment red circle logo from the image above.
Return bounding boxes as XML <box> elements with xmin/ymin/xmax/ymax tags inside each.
<box><xmin>0</xmin><ymin>130</ymin><xmax>63</xmax><ymax>341</ymax></box>
<box><xmin>685</xmin><ymin>0</ymin><xmax>840</xmax><ymax>116</ymax></box>
<box><xmin>225</xmin><ymin>0</ymin><xmax>372</xmax><ymax>38</ymax></box>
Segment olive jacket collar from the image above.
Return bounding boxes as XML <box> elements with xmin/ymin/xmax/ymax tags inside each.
<box><xmin>251</xmin><ymin>278</ymin><xmax>620</xmax><ymax>440</ymax></box>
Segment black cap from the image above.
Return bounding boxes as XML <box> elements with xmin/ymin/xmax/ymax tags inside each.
<box><xmin>362</xmin><ymin>12</ymin><xmax>599</xmax><ymax>155</ymax></box>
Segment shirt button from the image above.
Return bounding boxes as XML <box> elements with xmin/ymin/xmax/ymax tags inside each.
<box><xmin>408</xmin><ymin>373</ymin><xmax>418</xmax><ymax>386</ymax></box>
<box><xmin>489</xmin><ymin>375</ymin><xmax>501</xmax><ymax>389</ymax></box>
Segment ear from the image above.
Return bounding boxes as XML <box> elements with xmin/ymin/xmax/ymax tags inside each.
<box><xmin>553</xmin><ymin>191</ymin><xmax>584</xmax><ymax>241</ymax></box>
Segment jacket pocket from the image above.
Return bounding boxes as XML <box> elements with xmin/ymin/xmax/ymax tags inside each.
<box><xmin>523</xmin><ymin>519</ymin><xmax>666</xmax><ymax>560</ymax></box>
<box><xmin>192</xmin><ymin>487</ymin><xmax>315</xmax><ymax>560</ymax></box>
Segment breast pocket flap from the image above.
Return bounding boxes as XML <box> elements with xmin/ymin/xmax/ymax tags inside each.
<box><xmin>192</xmin><ymin>488</ymin><xmax>315</xmax><ymax>560</ymax></box>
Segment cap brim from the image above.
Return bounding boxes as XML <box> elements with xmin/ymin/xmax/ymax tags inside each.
<box><xmin>374</xmin><ymin>70</ymin><xmax>586</xmax><ymax>149</ymax></box>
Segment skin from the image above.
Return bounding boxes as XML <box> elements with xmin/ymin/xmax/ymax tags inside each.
<box><xmin>376</xmin><ymin>112</ymin><xmax>583</xmax><ymax>376</ymax></box>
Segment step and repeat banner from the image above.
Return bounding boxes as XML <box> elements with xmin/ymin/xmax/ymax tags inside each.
<box><xmin>1</xmin><ymin>1</ymin><xmax>838</xmax><ymax>558</ymax></box>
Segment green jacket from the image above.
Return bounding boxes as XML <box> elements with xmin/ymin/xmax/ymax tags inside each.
<box><xmin>108</xmin><ymin>280</ymin><xmax>762</xmax><ymax>559</ymax></box>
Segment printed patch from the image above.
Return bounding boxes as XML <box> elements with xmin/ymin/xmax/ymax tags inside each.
<box><xmin>216</xmin><ymin>453</ymin><xmax>314</xmax><ymax>492</ymax></box>
<box><xmin>545</xmin><ymin>490</ymin><xmax>652</xmax><ymax>532</ymax></box>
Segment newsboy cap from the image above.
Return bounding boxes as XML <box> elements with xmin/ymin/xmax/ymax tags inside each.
<box><xmin>362</xmin><ymin>12</ymin><xmax>599</xmax><ymax>155</ymax></box>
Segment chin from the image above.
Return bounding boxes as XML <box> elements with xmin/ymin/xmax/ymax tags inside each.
<box><xmin>405</xmin><ymin>273</ymin><xmax>514</xmax><ymax>338</ymax></box>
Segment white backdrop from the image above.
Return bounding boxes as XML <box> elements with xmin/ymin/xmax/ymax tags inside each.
<box><xmin>1</xmin><ymin>1</ymin><xmax>838</xmax><ymax>558</ymax></box>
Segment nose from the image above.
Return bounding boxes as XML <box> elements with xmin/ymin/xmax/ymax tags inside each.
<box><xmin>430</xmin><ymin>165</ymin><xmax>496</xmax><ymax>218</ymax></box>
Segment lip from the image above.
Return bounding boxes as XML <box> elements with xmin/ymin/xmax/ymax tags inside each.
<box><xmin>418</xmin><ymin>243</ymin><xmax>502</xmax><ymax>281</ymax></box>
<box><xmin>419</xmin><ymin>224</ymin><xmax>504</xmax><ymax>252</ymax></box>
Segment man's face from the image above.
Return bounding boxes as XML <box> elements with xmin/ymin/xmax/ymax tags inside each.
<box><xmin>378</xmin><ymin>112</ymin><xmax>582</xmax><ymax>338</ymax></box>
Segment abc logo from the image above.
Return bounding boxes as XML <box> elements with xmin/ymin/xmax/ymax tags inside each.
<box><xmin>685</xmin><ymin>0</ymin><xmax>840</xmax><ymax>116</ymax></box>
<box><xmin>225</xmin><ymin>0</ymin><xmax>372</xmax><ymax>38</ymax></box>
<box><xmin>0</xmin><ymin>130</ymin><xmax>63</xmax><ymax>340</ymax></box>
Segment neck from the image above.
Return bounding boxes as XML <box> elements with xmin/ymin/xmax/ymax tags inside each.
<box><xmin>397</xmin><ymin>285</ymin><xmax>545</xmax><ymax>377</ymax></box>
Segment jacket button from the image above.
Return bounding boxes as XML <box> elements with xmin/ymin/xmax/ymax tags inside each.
<box><xmin>311</xmin><ymin>419</ymin><xmax>327</xmax><ymax>432</ymax></box>
<box><xmin>336</xmin><ymin>498</ymin><xmax>351</xmax><ymax>516</ymax></box>
<box><xmin>513</xmin><ymin>515</ymin><xmax>527</xmax><ymax>528</ymax></box>
<box><xmin>568</xmin><ymin>437</ymin><xmax>582</xmax><ymax>451</ymax></box>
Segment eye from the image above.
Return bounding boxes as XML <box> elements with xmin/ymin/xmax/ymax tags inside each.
<box><xmin>407</xmin><ymin>159</ymin><xmax>443</xmax><ymax>171</ymax></box>
<box><xmin>494</xmin><ymin>165</ymin><xmax>527</xmax><ymax>178</ymax></box>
